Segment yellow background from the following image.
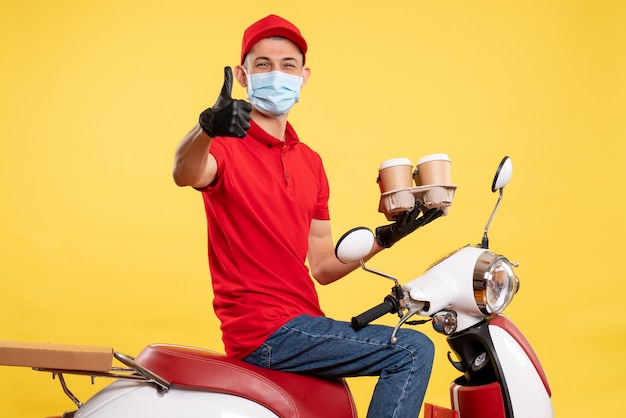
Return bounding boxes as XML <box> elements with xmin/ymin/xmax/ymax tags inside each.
<box><xmin>1</xmin><ymin>0</ymin><xmax>624</xmax><ymax>416</ymax></box>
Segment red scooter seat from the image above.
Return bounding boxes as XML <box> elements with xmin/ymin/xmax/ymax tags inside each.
<box><xmin>135</xmin><ymin>344</ymin><xmax>357</xmax><ymax>418</ymax></box>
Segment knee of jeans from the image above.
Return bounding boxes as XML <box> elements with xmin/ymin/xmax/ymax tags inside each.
<box><xmin>405</xmin><ymin>331</ymin><xmax>435</xmax><ymax>367</ymax></box>
<box><xmin>422</xmin><ymin>338</ymin><xmax>435</xmax><ymax>367</ymax></box>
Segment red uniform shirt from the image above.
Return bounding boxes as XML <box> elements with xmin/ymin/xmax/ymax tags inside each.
<box><xmin>200</xmin><ymin>120</ymin><xmax>330</xmax><ymax>358</ymax></box>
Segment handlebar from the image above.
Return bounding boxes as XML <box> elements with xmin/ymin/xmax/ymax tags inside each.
<box><xmin>351</xmin><ymin>295</ymin><xmax>400</xmax><ymax>331</ymax></box>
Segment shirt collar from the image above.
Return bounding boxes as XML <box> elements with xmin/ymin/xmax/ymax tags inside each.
<box><xmin>248</xmin><ymin>120</ymin><xmax>300</xmax><ymax>147</ymax></box>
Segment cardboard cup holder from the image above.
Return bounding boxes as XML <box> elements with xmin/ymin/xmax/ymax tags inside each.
<box><xmin>378</xmin><ymin>154</ymin><xmax>456</xmax><ymax>221</ymax></box>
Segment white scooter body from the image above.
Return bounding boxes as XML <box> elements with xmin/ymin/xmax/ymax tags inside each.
<box><xmin>73</xmin><ymin>380</ymin><xmax>279</xmax><ymax>418</ymax></box>
<box><xmin>402</xmin><ymin>246</ymin><xmax>553</xmax><ymax>417</ymax></box>
<box><xmin>390</xmin><ymin>246</ymin><xmax>553</xmax><ymax>418</ymax></box>
<box><xmin>404</xmin><ymin>246</ymin><xmax>491</xmax><ymax>331</ymax></box>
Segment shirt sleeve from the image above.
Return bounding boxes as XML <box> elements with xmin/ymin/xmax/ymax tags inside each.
<box><xmin>195</xmin><ymin>137</ymin><xmax>228</xmax><ymax>192</ymax></box>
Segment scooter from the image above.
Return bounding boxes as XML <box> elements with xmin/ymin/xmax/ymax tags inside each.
<box><xmin>335</xmin><ymin>156</ymin><xmax>553</xmax><ymax>418</ymax></box>
<box><xmin>2</xmin><ymin>156</ymin><xmax>552</xmax><ymax>418</ymax></box>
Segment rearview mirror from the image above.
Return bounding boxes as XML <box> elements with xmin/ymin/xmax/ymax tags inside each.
<box><xmin>335</xmin><ymin>227</ymin><xmax>375</xmax><ymax>264</ymax></box>
<box><xmin>492</xmin><ymin>156</ymin><xmax>513</xmax><ymax>192</ymax></box>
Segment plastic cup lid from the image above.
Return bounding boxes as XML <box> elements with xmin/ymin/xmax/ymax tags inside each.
<box><xmin>379</xmin><ymin>158</ymin><xmax>413</xmax><ymax>170</ymax></box>
<box><xmin>417</xmin><ymin>153</ymin><xmax>450</xmax><ymax>165</ymax></box>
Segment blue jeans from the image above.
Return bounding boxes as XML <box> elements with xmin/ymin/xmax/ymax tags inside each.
<box><xmin>242</xmin><ymin>314</ymin><xmax>434</xmax><ymax>418</ymax></box>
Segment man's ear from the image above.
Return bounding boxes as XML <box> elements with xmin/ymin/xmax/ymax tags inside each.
<box><xmin>234</xmin><ymin>65</ymin><xmax>248</xmax><ymax>88</ymax></box>
<box><xmin>301</xmin><ymin>66</ymin><xmax>311</xmax><ymax>87</ymax></box>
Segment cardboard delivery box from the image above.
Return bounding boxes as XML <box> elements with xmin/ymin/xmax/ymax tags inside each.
<box><xmin>0</xmin><ymin>340</ymin><xmax>113</xmax><ymax>372</ymax></box>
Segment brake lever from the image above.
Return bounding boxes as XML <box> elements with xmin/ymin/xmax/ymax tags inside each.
<box><xmin>390</xmin><ymin>302</ymin><xmax>425</xmax><ymax>344</ymax></box>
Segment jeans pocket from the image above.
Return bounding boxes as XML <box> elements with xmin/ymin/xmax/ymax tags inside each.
<box><xmin>244</xmin><ymin>342</ymin><xmax>272</xmax><ymax>369</ymax></box>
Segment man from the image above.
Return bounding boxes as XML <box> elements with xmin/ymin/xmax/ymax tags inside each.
<box><xmin>173</xmin><ymin>14</ymin><xmax>441</xmax><ymax>418</ymax></box>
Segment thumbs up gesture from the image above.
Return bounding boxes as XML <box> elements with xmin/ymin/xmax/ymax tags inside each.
<box><xmin>199</xmin><ymin>66</ymin><xmax>252</xmax><ymax>138</ymax></box>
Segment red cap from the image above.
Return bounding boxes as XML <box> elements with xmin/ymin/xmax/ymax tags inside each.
<box><xmin>241</xmin><ymin>14</ymin><xmax>308</xmax><ymax>64</ymax></box>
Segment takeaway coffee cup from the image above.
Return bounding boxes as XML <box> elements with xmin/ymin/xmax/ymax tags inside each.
<box><xmin>414</xmin><ymin>153</ymin><xmax>454</xmax><ymax>210</ymax></box>
<box><xmin>414</xmin><ymin>153</ymin><xmax>451</xmax><ymax>185</ymax></box>
<box><xmin>378</xmin><ymin>158</ymin><xmax>414</xmax><ymax>192</ymax></box>
<box><xmin>378</xmin><ymin>158</ymin><xmax>415</xmax><ymax>218</ymax></box>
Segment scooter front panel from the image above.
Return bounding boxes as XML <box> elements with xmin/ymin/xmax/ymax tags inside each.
<box><xmin>489</xmin><ymin>315</ymin><xmax>551</xmax><ymax>396</ymax></box>
<box><xmin>489</xmin><ymin>325</ymin><xmax>553</xmax><ymax>418</ymax></box>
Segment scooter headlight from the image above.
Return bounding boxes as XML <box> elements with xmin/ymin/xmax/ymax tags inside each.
<box><xmin>473</xmin><ymin>252</ymin><xmax>519</xmax><ymax>315</ymax></box>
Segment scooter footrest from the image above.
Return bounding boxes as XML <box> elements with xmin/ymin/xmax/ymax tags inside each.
<box><xmin>424</xmin><ymin>403</ymin><xmax>459</xmax><ymax>417</ymax></box>
<box><xmin>450</xmin><ymin>381</ymin><xmax>506</xmax><ymax>418</ymax></box>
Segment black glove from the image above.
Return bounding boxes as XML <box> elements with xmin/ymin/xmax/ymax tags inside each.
<box><xmin>199</xmin><ymin>66</ymin><xmax>252</xmax><ymax>138</ymax></box>
<box><xmin>375</xmin><ymin>204</ymin><xmax>443</xmax><ymax>248</ymax></box>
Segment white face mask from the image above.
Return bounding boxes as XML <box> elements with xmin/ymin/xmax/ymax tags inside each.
<box><xmin>243</xmin><ymin>68</ymin><xmax>303</xmax><ymax>117</ymax></box>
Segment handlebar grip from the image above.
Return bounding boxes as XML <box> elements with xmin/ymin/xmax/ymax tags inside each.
<box><xmin>351</xmin><ymin>296</ymin><xmax>399</xmax><ymax>331</ymax></box>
